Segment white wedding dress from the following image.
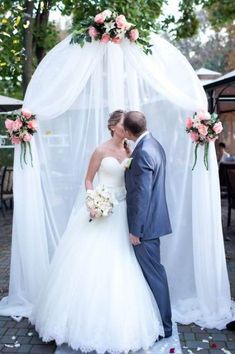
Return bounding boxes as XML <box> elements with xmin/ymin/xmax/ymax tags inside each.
<box><xmin>29</xmin><ymin>156</ymin><xmax>164</xmax><ymax>353</ymax></box>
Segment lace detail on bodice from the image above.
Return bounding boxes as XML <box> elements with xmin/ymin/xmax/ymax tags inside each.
<box><xmin>97</xmin><ymin>157</ymin><xmax>128</xmax><ymax>201</ymax></box>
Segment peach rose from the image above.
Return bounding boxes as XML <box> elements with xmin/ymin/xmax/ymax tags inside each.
<box><xmin>213</xmin><ymin>122</ymin><xmax>223</xmax><ymax>134</ymax></box>
<box><xmin>23</xmin><ymin>133</ymin><xmax>32</xmax><ymax>142</ymax></box>
<box><xmin>198</xmin><ymin>124</ymin><xmax>208</xmax><ymax>136</ymax></box>
<box><xmin>27</xmin><ymin>119</ymin><xmax>37</xmax><ymax>130</ymax></box>
<box><xmin>190</xmin><ymin>132</ymin><xmax>199</xmax><ymax>142</ymax></box>
<box><xmin>11</xmin><ymin>136</ymin><xmax>20</xmax><ymax>144</ymax></box>
<box><xmin>129</xmin><ymin>28</ymin><xmax>139</xmax><ymax>41</ymax></box>
<box><xmin>101</xmin><ymin>33</ymin><xmax>110</xmax><ymax>43</ymax></box>
<box><xmin>112</xmin><ymin>36</ymin><xmax>122</xmax><ymax>44</ymax></box>
<box><xmin>88</xmin><ymin>26</ymin><xmax>99</xmax><ymax>39</ymax></box>
<box><xmin>5</xmin><ymin>119</ymin><xmax>14</xmax><ymax>132</ymax></box>
<box><xmin>116</xmin><ymin>15</ymin><xmax>128</xmax><ymax>29</ymax></box>
<box><xmin>13</xmin><ymin>118</ymin><xmax>23</xmax><ymax>131</ymax></box>
<box><xmin>186</xmin><ymin>118</ymin><xmax>193</xmax><ymax>129</ymax></box>
<box><xmin>94</xmin><ymin>13</ymin><xmax>105</xmax><ymax>24</ymax></box>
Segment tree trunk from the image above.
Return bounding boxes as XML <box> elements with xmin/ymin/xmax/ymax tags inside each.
<box><xmin>22</xmin><ymin>0</ymin><xmax>35</xmax><ymax>95</ymax></box>
<box><xmin>34</xmin><ymin>0</ymin><xmax>52</xmax><ymax>64</ymax></box>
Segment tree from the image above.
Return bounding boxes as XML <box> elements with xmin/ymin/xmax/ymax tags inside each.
<box><xmin>0</xmin><ymin>0</ymin><xmax>235</xmax><ymax>98</ymax></box>
<box><xmin>0</xmin><ymin>1</ymin><xmax>60</xmax><ymax>97</ymax></box>
<box><xmin>174</xmin><ymin>11</ymin><xmax>235</xmax><ymax>73</ymax></box>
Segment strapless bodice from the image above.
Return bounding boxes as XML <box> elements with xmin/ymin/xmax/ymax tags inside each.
<box><xmin>97</xmin><ymin>156</ymin><xmax>128</xmax><ymax>201</ymax></box>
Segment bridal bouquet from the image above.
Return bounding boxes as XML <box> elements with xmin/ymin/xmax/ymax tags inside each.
<box><xmin>185</xmin><ymin>110</ymin><xmax>223</xmax><ymax>170</ymax></box>
<box><xmin>5</xmin><ymin>109</ymin><xmax>37</xmax><ymax>168</ymax></box>
<box><xmin>71</xmin><ymin>9</ymin><xmax>141</xmax><ymax>47</ymax></box>
<box><xmin>86</xmin><ymin>186</ymin><xmax>117</xmax><ymax>221</ymax></box>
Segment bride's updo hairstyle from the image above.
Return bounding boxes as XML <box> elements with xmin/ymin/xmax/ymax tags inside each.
<box><xmin>108</xmin><ymin>110</ymin><xmax>130</xmax><ymax>153</ymax></box>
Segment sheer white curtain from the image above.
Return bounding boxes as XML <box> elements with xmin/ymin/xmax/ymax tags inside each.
<box><xmin>0</xmin><ymin>34</ymin><xmax>233</xmax><ymax>328</ymax></box>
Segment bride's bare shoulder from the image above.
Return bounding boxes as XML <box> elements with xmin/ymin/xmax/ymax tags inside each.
<box><xmin>91</xmin><ymin>140</ymin><xmax>111</xmax><ymax>160</ymax></box>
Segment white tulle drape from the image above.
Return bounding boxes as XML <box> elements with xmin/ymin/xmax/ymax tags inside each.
<box><xmin>0</xmin><ymin>34</ymin><xmax>233</xmax><ymax>328</ymax></box>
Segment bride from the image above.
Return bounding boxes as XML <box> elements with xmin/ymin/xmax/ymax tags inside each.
<box><xmin>29</xmin><ymin>110</ymin><xmax>164</xmax><ymax>353</ymax></box>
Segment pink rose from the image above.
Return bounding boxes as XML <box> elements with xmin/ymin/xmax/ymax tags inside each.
<box><xmin>23</xmin><ymin>133</ymin><xmax>32</xmax><ymax>142</ymax></box>
<box><xmin>11</xmin><ymin>136</ymin><xmax>21</xmax><ymax>144</ymax></box>
<box><xmin>116</xmin><ymin>15</ymin><xmax>128</xmax><ymax>29</ymax></box>
<box><xmin>101</xmin><ymin>33</ymin><xmax>110</xmax><ymax>43</ymax></box>
<box><xmin>129</xmin><ymin>28</ymin><xmax>139</xmax><ymax>41</ymax></box>
<box><xmin>13</xmin><ymin>118</ymin><xmax>23</xmax><ymax>131</ymax></box>
<box><xmin>94</xmin><ymin>13</ymin><xmax>105</xmax><ymax>24</ymax></box>
<box><xmin>27</xmin><ymin>119</ymin><xmax>37</xmax><ymax>130</ymax></box>
<box><xmin>112</xmin><ymin>36</ymin><xmax>122</xmax><ymax>44</ymax></box>
<box><xmin>213</xmin><ymin>122</ymin><xmax>223</xmax><ymax>134</ymax></box>
<box><xmin>198</xmin><ymin>124</ymin><xmax>208</xmax><ymax>136</ymax></box>
<box><xmin>5</xmin><ymin>119</ymin><xmax>14</xmax><ymax>132</ymax></box>
<box><xmin>190</xmin><ymin>132</ymin><xmax>199</xmax><ymax>142</ymax></box>
<box><xmin>88</xmin><ymin>26</ymin><xmax>99</xmax><ymax>39</ymax></box>
<box><xmin>196</xmin><ymin>110</ymin><xmax>211</xmax><ymax>121</ymax></box>
<box><xmin>186</xmin><ymin>118</ymin><xmax>193</xmax><ymax>129</ymax></box>
<box><xmin>22</xmin><ymin>109</ymin><xmax>32</xmax><ymax>119</ymax></box>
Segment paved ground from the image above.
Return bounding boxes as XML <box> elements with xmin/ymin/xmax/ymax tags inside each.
<box><xmin>0</xmin><ymin>200</ymin><xmax>235</xmax><ymax>354</ymax></box>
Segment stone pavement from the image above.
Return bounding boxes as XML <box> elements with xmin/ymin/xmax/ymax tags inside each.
<box><xmin>0</xmin><ymin>200</ymin><xmax>235</xmax><ymax>354</ymax></box>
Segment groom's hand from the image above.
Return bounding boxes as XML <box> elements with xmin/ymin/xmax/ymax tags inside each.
<box><xmin>129</xmin><ymin>234</ymin><xmax>141</xmax><ymax>246</ymax></box>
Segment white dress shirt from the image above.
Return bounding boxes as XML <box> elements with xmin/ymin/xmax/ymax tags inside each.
<box><xmin>133</xmin><ymin>131</ymin><xmax>149</xmax><ymax>150</ymax></box>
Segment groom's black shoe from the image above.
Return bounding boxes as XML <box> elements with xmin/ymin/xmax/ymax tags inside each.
<box><xmin>157</xmin><ymin>333</ymin><xmax>172</xmax><ymax>342</ymax></box>
<box><xmin>226</xmin><ymin>321</ymin><xmax>235</xmax><ymax>331</ymax></box>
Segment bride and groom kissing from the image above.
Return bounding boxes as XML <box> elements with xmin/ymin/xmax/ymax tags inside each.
<box><xmin>30</xmin><ymin>110</ymin><xmax>173</xmax><ymax>353</ymax></box>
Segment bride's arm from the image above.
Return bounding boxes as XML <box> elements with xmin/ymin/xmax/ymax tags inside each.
<box><xmin>85</xmin><ymin>148</ymin><xmax>103</xmax><ymax>190</ymax></box>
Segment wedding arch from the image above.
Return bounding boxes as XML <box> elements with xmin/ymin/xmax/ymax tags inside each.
<box><xmin>0</xmin><ymin>33</ymin><xmax>233</xmax><ymax>329</ymax></box>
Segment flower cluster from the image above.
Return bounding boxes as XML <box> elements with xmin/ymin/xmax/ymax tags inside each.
<box><xmin>186</xmin><ymin>111</ymin><xmax>223</xmax><ymax>144</ymax></box>
<box><xmin>5</xmin><ymin>109</ymin><xmax>37</xmax><ymax>167</ymax></box>
<box><xmin>71</xmin><ymin>9</ymin><xmax>139</xmax><ymax>47</ymax></box>
<box><xmin>185</xmin><ymin>110</ymin><xmax>223</xmax><ymax>170</ymax></box>
<box><xmin>86</xmin><ymin>186</ymin><xmax>117</xmax><ymax>221</ymax></box>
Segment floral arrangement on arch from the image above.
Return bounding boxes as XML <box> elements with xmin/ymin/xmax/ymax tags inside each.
<box><xmin>5</xmin><ymin>109</ymin><xmax>37</xmax><ymax>168</ymax></box>
<box><xmin>185</xmin><ymin>110</ymin><xmax>223</xmax><ymax>170</ymax></box>
<box><xmin>70</xmin><ymin>9</ymin><xmax>152</xmax><ymax>54</ymax></box>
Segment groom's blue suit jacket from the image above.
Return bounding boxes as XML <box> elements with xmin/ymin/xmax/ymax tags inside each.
<box><xmin>125</xmin><ymin>133</ymin><xmax>172</xmax><ymax>240</ymax></box>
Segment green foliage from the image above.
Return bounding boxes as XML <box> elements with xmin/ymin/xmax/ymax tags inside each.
<box><xmin>0</xmin><ymin>0</ymin><xmax>235</xmax><ymax>99</ymax></box>
<box><xmin>202</xmin><ymin>0</ymin><xmax>235</xmax><ymax>30</ymax></box>
<box><xmin>174</xmin><ymin>11</ymin><xmax>234</xmax><ymax>73</ymax></box>
<box><xmin>63</xmin><ymin>0</ymin><xmax>165</xmax><ymax>48</ymax></box>
<box><xmin>0</xmin><ymin>1</ymin><xmax>24</xmax><ymax>98</ymax></box>
<box><xmin>0</xmin><ymin>1</ymin><xmax>60</xmax><ymax>98</ymax></box>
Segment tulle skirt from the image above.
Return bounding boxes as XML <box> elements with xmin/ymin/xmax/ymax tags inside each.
<box><xmin>29</xmin><ymin>200</ymin><xmax>163</xmax><ymax>353</ymax></box>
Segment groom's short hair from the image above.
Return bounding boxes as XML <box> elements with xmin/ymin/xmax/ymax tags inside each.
<box><xmin>124</xmin><ymin>111</ymin><xmax>147</xmax><ymax>136</ymax></box>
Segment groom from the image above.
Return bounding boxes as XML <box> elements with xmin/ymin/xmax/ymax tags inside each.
<box><xmin>124</xmin><ymin>111</ymin><xmax>172</xmax><ymax>339</ymax></box>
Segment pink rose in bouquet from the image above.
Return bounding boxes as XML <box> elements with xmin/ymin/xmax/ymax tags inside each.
<box><xmin>23</xmin><ymin>133</ymin><xmax>32</xmax><ymax>142</ymax></box>
<box><xmin>190</xmin><ymin>132</ymin><xmax>199</xmax><ymax>142</ymax></box>
<box><xmin>198</xmin><ymin>124</ymin><xmax>208</xmax><ymax>136</ymax></box>
<box><xmin>101</xmin><ymin>33</ymin><xmax>110</xmax><ymax>43</ymax></box>
<box><xmin>27</xmin><ymin>119</ymin><xmax>37</xmax><ymax>130</ymax></box>
<box><xmin>213</xmin><ymin>122</ymin><xmax>223</xmax><ymax>134</ymax></box>
<box><xmin>88</xmin><ymin>26</ymin><xmax>99</xmax><ymax>39</ymax></box>
<box><xmin>129</xmin><ymin>28</ymin><xmax>139</xmax><ymax>41</ymax></box>
<box><xmin>13</xmin><ymin>118</ymin><xmax>23</xmax><ymax>131</ymax></box>
<box><xmin>116</xmin><ymin>15</ymin><xmax>128</xmax><ymax>29</ymax></box>
<box><xmin>112</xmin><ymin>36</ymin><xmax>122</xmax><ymax>44</ymax></box>
<box><xmin>186</xmin><ymin>118</ymin><xmax>193</xmax><ymax>129</ymax></box>
<box><xmin>5</xmin><ymin>119</ymin><xmax>14</xmax><ymax>132</ymax></box>
<box><xmin>11</xmin><ymin>136</ymin><xmax>20</xmax><ymax>144</ymax></box>
<box><xmin>22</xmin><ymin>109</ymin><xmax>32</xmax><ymax>119</ymax></box>
<box><xmin>94</xmin><ymin>13</ymin><xmax>105</xmax><ymax>24</ymax></box>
